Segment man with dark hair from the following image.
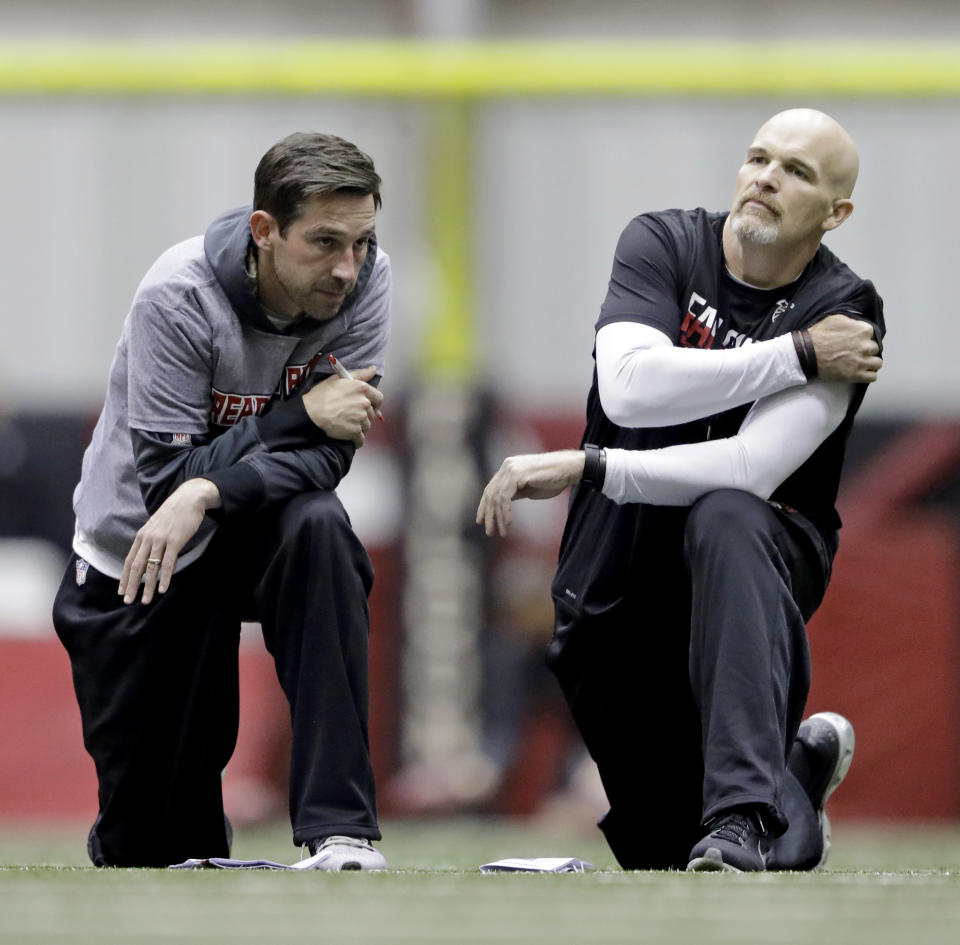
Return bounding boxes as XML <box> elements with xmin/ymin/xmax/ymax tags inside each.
<box><xmin>478</xmin><ymin>109</ymin><xmax>883</xmax><ymax>872</ymax></box>
<box><xmin>253</xmin><ymin>131</ymin><xmax>382</xmax><ymax>234</ymax></box>
<box><xmin>53</xmin><ymin>132</ymin><xmax>390</xmax><ymax>869</ymax></box>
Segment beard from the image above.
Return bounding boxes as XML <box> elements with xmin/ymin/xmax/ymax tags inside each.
<box><xmin>731</xmin><ymin>206</ymin><xmax>781</xmax><ymax>245</ymax></box>
<box><xmin>300</xmin><ymin>291</ymin><xmax>349</xmax><ymax>321</ymax></box>
<box><xmin>276</xmin><ymin>270</ymin><xmax>353</xmax><ymax>321</ymax></box>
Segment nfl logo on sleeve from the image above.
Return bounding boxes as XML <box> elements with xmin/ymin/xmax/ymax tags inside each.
<box><xmin>75</xmin><ymin>557</ymin><xmax>90</xmax><ymax>586</ymax></box>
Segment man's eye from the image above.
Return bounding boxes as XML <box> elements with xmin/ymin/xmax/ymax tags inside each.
<box><xmin>355</xmin><ymin>237</ymin><xmax>369</xmax><ymax>249</ymax></box>
<box><xmin>790</xmin><ymin>166</ymin><xmax>808</xmax><ymax>180</ymax></box>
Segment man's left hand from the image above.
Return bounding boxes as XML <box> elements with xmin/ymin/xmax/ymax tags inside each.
<box><xmin>119</xmin><ymin>478</ymin><xmax>222</xmax><ymax>605</ymax></box>
<box><xmin>476</xmin><ymin>450</ymin><xmax>585</xmax><ymax>537</ymax></box>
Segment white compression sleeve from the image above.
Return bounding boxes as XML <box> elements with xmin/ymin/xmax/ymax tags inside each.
<box><xmin>595</xmin><ymin>321</ymin><xmax>806</xmax><ymax>427</ymax></box>
<box><xmin>601</xmin><ymin>380</ymin><xmax>852</xmax><ymax>506</ymax></box>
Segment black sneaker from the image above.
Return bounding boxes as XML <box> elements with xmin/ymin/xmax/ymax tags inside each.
<box><xmin>686</xmin><ymin>808</ymin><xmax>769</xmax><ymax>872</ymax></box>
<box><xmin>787</xmin><ymin>711</ymin><xmax>855</xmax><ymax>868</ymax></box>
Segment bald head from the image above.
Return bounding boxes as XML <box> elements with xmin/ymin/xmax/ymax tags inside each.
<box><xmin>724</xmin><ymin>108</ymin><xmax>861</xmax><ymax>285</ymax></box>
<box><xmin>754</xmin><ymin>109</ymin><xmax>859</xmax><ymax>199</ymax></box>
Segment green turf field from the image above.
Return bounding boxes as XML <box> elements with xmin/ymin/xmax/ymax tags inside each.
<box><xmin>2</xmin><ymin>818</ymin><xmax>959</xmax><ymax>944</ymax></box>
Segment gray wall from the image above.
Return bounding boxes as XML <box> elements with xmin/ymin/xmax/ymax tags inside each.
<box><xmin>5</xmin><ymin>0</ymin><xmax>960</xmax><ymax>39</ymax></box>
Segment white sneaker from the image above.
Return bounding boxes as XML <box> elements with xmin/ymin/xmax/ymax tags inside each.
<box><xmin>295</xmin><ymin>836</ymin><xmax>387</xmax><ymax>871</ymax></box>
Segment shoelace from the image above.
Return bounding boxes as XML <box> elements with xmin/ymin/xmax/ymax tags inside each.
<box><xmin>320</xmin><ymin>836</ymin><xmax>372</xmax><ymax>851</ymax></box>
<box><xmin>302</xmin><ymin>835</ymin><xmax>373</xmax><ymax>858</ymax></box>
<box><xmin>711</xmin><ymin>811</ymin><xmax>765</xmax><ymax>843</ymax></box>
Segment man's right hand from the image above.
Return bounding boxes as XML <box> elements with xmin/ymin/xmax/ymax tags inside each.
<box><xmin>119</xmin><ymin>477</ymin><xmax>221</xmax><ymax>605</ymax></box>
<box><xmin>807</xmin><ymin>314</ymin><xmax>883</xmax><ymax>384</ymax></box>
<box><xmin>302</xmin><ymin>364</ymin><xmax>384</xmax><ymax>447</ymax></box>
<box><xmin>476</xmin><ymin>450</ymin><xmax>585</xmax><ymax>537</ymax></box>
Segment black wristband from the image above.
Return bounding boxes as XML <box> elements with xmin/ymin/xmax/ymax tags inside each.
<box><xmin>582</xmin><ymin>444</ymin><xmax>607</xmax><ymax>489</ymax></box>
<box><xmin>792</xmin><ymin>329</ymin><xmax>818</xmax><ymax>379</ymax></box>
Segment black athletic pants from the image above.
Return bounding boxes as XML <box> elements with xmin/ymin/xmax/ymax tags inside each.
<box><xmin>547</xmin><ymin>489</ymin><xmax>834</xmax><ymax>871</ymax></box>
<box><xmin>52</xmin><ymin>491</ymin><xmax>379</xmax><ymax>868</ymax></box>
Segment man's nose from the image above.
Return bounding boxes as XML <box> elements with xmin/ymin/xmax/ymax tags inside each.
<box><xmin>331</xmin><ymin>246</ymin><xmax>357</xmax><ymax>280</ymax></box>
<box><xmin>755</xmin><ymin>162</ymin><xmax>780</xmax><ymax>191</ymax></box>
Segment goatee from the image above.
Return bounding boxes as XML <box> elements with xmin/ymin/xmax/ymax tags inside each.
<box><xmin>732</xmin><ymin>215</ymin><xmax>780</xmax><ymax>245</ymax></box>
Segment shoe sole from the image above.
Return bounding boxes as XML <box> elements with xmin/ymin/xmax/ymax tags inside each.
<box><xmin>805</xmin><ymin>712</ymin><xmax>855</xmax><ymax>868</ymax></box>
<box><xmin>810</xmin><ymin>712</ymin><xmax>856</xmax><ymax>804</ymax></box>
<box><xmin>295</xmin><ymin>845</ymin><xmax>387</xmax><ymax>872</ymax></box>
<box><xmin>686</xmin><ymin>848</ymin><xmax>742</xmax><ymax>873</ymax></box>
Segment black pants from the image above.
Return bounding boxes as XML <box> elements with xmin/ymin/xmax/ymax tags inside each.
<box><xmin>52</xmin><ymin>491</ymin><xmax>378</xmax><ymax>868</ymax></box>
<box><xmin>547</xmin><ymin>489</ymin><xmax>833</xmax><ymax>871</ymax></box>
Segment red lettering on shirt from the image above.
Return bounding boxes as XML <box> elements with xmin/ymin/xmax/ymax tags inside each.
<box><xmin>285</xmin><ymin>365</ymin><xmax>305</xmax><ymax>395</ymax></box>
<box><xmin>680</xmin><ymin>309</ymin><xmax>716</xmax><ymax>349</ymax></box>
<box><xmin>210</xmin><ymin>389</ymin><xmax>272</xmax><ymax>427</ymax></box>
<box><xmin>211</xmin><ymin>390</ymin><xmax>227</xmax><ymax>422</ymax></box>
<box><xmin>210</xmin><ymin>354</ymin><xmax>322</xmax><ymax>426</ymax></box>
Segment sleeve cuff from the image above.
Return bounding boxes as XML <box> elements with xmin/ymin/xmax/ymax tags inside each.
<box><xmin>202</xmin><ymin>463</ymin><xmax>267</xmax><ymax>517</ymax></box>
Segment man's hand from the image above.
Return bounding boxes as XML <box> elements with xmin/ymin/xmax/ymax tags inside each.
<box><xmin>118</xmin><ymin>478</ymin><xmax>221</xmax><ymax>605</ymax></box>
<box><xmin>807</xmin><ymin>314</ymin><xmax>882</xmax><ymax>383</ymax></box>
<box><xmin>302</xmin><ymin>365</ymin><xmax>384</xmax><ymax>447</ymax></box>
<box><xmin>476</xmin><ymin>450</ymin><xmax>585</xmax><ymax>537</ymax></box>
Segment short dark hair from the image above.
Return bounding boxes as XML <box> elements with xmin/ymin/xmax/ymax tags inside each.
<box><xmin>253</xmin><ymin>132</ymin><xmax>382</xmax><ymax>235</ymax></box>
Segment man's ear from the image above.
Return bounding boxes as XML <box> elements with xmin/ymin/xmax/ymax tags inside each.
<box><xmin>822</xmin><ymin>198</ymin><xmax>854</xmax><ymax>233</ymax></box>
<box><xmin>250</xmin><ymin>210</ymin><xmax>278</xmax><ymax>251</ymax></box>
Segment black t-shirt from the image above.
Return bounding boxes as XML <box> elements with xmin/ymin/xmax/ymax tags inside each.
<box><xmin>552</xmin><ymin>208</ymin><xmax>885</xmax><ymax>618</ymax></box>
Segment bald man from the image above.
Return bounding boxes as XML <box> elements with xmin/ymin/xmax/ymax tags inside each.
<box><xmin>477</xmin><ymin>109</ymin><xmax>884</xmax><ymax>871</ymax></box>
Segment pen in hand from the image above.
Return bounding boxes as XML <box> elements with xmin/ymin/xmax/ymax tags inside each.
<box><xmin>328</xmin><ymin>354</ymin><xmax>384</xmax><ymax>421</ymax></box>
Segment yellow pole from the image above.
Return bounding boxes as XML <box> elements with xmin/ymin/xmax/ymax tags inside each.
<box><xmin>421</xmin><ymin>101</ymin><xmax>475</xmax><ymax>382</ymax></box>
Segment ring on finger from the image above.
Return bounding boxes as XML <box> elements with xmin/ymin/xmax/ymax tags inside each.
<box><xmin>147</xmin><ymin>557</ymin><xmax>162</xmax><ymax>567</ymax></box>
